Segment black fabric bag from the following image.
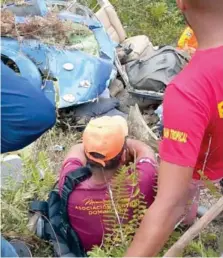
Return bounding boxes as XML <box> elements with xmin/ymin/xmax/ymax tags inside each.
<box><xmin>125</xmin><ymin>46</ymin><xmax>189</xmax><ymax>92</ymax></box>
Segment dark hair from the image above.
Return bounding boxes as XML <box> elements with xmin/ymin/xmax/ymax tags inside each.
<box><xmin>86</xmin><ymin>145</ymin><xmax>125</xmax><ymax>170</ymax></box>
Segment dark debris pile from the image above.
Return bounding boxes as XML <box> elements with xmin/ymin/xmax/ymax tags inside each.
<box><xmin>1</xmin><ymin>9</ymin><xmax>93</xmax><ymax>46</ymax></box>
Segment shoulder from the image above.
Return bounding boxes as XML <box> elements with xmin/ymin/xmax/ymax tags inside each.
<box><xmin>58</xmin><ymin>158</ymin><xmax>84</xmax><ymax>192</ymax></box>
<box><xmin>164</xmin><ymin>55</ymin><xmax>215</xmax><ymax>115</ymax></box>
<box><xmin>171</xmin><ymin>48</ymin><xmax>223</xmax><ymax>95</ymax></box>
<box><xmin>59</xmin><ymin>158</ymin><xmax>83</xmax><ymax>181</ymax></box>
<box><xmin>136</xmin><ymin>158</ymin><xmax>157</xmax><ymax>175</ymax></box>
<box><xmin>62</xmin><ymin>158</ymin><xmax>83</xmax><ymax>170</ymax></box>
<box><xmin>64</xmin><ymin>143</ymin><xmax>87</xmax><ymax>165</ymax></box>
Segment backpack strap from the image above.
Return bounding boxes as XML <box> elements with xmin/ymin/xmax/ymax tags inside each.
<box><xmin>30</xmin><ymin>166</ymin><xmax>92</xmax><ymax>257</ymax></box>
<box><xmin>60</xmin><ymin>166</ymin><xmax>92</xmax><ymax>224</ymax></box>
<box><xmin>59</xmin><ymin>167</ymin><xmax>92</xmax><ymax>256</ymax></box>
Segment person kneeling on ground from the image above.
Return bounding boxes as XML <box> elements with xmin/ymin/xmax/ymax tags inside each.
<box><xmin>58</xmin><ymin>116</ymin><xmax>157</xmax><ymax>252</ymax></box>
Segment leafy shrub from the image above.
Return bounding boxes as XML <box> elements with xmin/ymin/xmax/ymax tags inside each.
<box><xmin>1</xmin><ymin>151</ymin><xmax>56</xmax><ymax>256</ymax></box>
<box><xmin>85</xmin><ymin>0</ymin><xmax>185</xmax><ymax>45</ymax></box>
<box><xmin>88</xmin><ymin>163</ymin><xmax>148</xmax><ymax>257</ymax></box>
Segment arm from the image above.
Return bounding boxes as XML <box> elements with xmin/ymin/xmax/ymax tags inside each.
<box><xmin>125</xmin><ymin>162</ymin><xmax>193</xmax><ymax>257</ymax></box>
<box><xmin>58</xmin><ymin>143</ymin><xmax>86</xmax><ymax>193</ymax></box>
<box><xmin>125</xmin><ymin>82</ymin><xmax>210</xmax><ymax>257</ymax></box>
<box><xmin>126</xmin><ymin>138</ymin><xmax>155</xmax><ymax>162</ymax></box>
<box><xmin>64</xmin><ymin>143</ymin><xmax>86</xmax><ymax>165</ymax></box>
<box><xmin>1</xmin><ymin>63</ymin><xmax>56</xmax><ymax>153</ymax></box>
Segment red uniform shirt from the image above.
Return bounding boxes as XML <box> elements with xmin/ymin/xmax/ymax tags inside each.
<box><xmin>160</xmin><ymin>46</ymin><xmax>223</xmax><ymax>180</ymax></box>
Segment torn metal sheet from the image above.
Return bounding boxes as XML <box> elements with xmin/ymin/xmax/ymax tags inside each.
<box><xmin>1</xmin><ymin>45</ymin><xmax>42</xmax><ymax>90</ymax></box>
<box><xmin>1</xmin><ymin>37</ymin><xmax>113</xmax><ymax>108</ymax></box>
<box><xmin>1</xmin><ymin>0</ymin><xmax>116</xmax><ymax>108</ymax></box>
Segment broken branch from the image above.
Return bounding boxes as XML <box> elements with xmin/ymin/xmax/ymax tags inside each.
<box><xmin>163</xmin><ymin>196</ymin><xmax>223</xmax><ymax>257</ymax></box>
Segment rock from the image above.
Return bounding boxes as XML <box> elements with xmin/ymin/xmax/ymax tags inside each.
<box><xmin>109</xmin><ymin>79</ymin><xmax>124</xmax><ymax>97</ymax></box>
<box><xmin>1</xmin><ymin>154</ymin><xmax>23</xmax><ymax>188</ymax></box>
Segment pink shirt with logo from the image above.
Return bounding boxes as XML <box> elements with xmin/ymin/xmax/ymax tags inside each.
<box><xmin>59</xmin><ymin>158</ymin><xmax>156</xmax><ymax>251</ymax></box>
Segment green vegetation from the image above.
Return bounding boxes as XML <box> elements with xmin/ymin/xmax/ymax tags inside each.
<box><xmin>112</xmin><ymin>0</ymin><xmax>184</xmax><ymax>45</ymax></box>
<box><xmin>1</xmin><ymin>1</ymin><xmax>222</xmax><ymax>257</ymax></box>
<box><xmin>1</xmin><ymin>147</ymin><xmax>221</xmax><ymax>257</ymax></box>
<box><xmin>1</xmin><ymin>151</ymin><xmax>56</xmax><ymax>256</ymax></box>
<box><xmin>2</xmin><ymin>0</ymin><xmax>185</xmax><ymax>45</ymax></box>
<box><xmin>85</xmin><ymin>0</ymin><xmax>185</xmax><ymax>45</ymax></box>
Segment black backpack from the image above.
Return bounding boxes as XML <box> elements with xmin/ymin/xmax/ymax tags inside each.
<box><xmin>125</xmin><ymin>46</ymin><xmax>189</xmax><ymax>97</ymax></box>
<box><xmin>30</xmin><ymin>167</ymin><xmax>92</xmax><ymax>257</ymax></box>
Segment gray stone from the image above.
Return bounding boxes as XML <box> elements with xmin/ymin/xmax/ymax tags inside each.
<box><xmin>0</xmin><ymin>154</ymin><xmax>23</xmax><ymax>188</ymax></box>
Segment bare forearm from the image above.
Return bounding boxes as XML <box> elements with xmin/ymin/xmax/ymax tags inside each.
<box><xmin>125</xmin><ymin>200</ymin><xmax>184</xmax><ymax>257</ymax></box>
<box><xmin>125</xmin><ymin>162</ymin><xmax>193</xmax><ymax>257</ymax></box>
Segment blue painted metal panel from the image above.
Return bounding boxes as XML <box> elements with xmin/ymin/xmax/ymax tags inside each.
<box><xmin>1</xmin><ymin>44</ymin><xmax>42</xmax><ymax>89</ymax></box>
<box><xmin>58</xmin><ymin>11</ymin><xmax>115</xmax><ymax>62</ymax></box>
<box><xmin>1</xmin><ymin>38</ymin><xmax>113</xmax><ymax>108</ymax></box>
<box><xmin>1</xmin><ymin>1</ymin><xmax>116</xmax><ymax>108</ymax></box>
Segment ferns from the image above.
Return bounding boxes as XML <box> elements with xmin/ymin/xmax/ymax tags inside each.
<box><xmin>88</xmin><ymin>164</ymin><xmax>222</xmax><ymax>257</ymax></box>
<box><xmin>88</xmin><ymin>163</ymin><xmax>148</xmax><ymax>257</ymax></box>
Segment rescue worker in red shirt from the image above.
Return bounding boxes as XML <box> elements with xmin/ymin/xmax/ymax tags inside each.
<box><xmin>125</xmin><ymin>0</ymin><xmax>223</xmax><ymax>256</ymax></box>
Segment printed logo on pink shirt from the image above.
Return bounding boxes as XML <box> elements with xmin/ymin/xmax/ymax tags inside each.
<box><xmin>74</xmin><ymin>197</ymin><xmax>140</xmax><ymax>216</ymax></box>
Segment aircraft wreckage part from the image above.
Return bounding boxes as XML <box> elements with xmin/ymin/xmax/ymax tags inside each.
<box><xmin>5</xmin><ymin>2</ymin><xmax>115</xmax><ymax>62</ymax></box>
<box><xmin>1</xmin><ymin>38</ymin><xmax>113</xmax><ymax>108</ymax></box>
<box><xmin>5</xmin><ymin>0</ymin><xmax>48</xmax><ymax>17</ymax></box>
<box><xmin>56</xmin><ymin>55</ymin><xmax>113</xmax><ymax>108</ymax></box>
<box><xmin>58</xmin><ymin>11</ymin><xmax>116</xmax><ymax>62</ymax></box>
<box><xmin>1</xmin><ymin>2</ymin><xmax>116</xmax><ymax>108</ymax></box>
<box><xmin>42</xmin><ymin>80</ymin><xmax>56</xmax><ymax>107</ymax></box>
<box><xmin>1</xmin><ymin>44</ymin><xmax>42</xmax><ymax>90</ymax></box>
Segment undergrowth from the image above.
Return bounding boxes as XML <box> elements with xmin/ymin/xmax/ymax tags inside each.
<box><xmin>87</xmin><ymin>164</ymin><xmax>221</xmax><ymax>257</ymax></box>
<box><xmin>87</xmin><ymin>163</ymin><xmax>148</xmax><ymax>257</ymax></box>
<box><xmin>1</xmin><ymin>151</ymin><xmax>56</xmax><ymax>256</ymax></box>
<box><xmin>1</xmin><ymin>0</ymin><xmax>185</xmax><ymax>47</ymax></box>
<box><xmin>88</xmin><ymin>230</ymin><xmax>221</xmax><ymax>257</ymax></box>
<box><xmin>1</xmin><ymin>139</ymin><xmax>222</xmax><ymax>257</ymax></box>
<box><xmin>84</xmin><ymin>0</ymin><xmax>185</xmax><ymax>45</ymax></box>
